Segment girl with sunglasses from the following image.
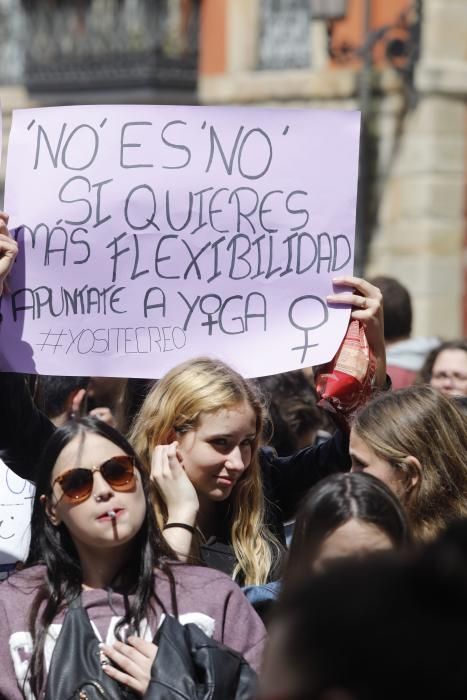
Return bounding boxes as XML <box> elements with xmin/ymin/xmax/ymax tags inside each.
<box><xmin>0</xmin><ymin>417</ymin><xmax>266</xmax><ymax>699</ymax></box>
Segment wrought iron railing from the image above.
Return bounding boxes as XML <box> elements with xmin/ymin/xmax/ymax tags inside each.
<box><xmin>20</xmin><ymin>0</ymin><xmax>199</xmax><ymax>94</ymax></box>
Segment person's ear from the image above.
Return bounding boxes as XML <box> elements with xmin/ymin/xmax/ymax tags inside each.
<box><xmin>40</xmin><ymin>493</ymin><xmax>61</xmax><ymax>526</ymax></box>
<box><xmin>404</xmin><ymin>456</ymin><xmax>422</xmax><ymax>493</ymax></box>
<box><xmin>167</xmin><ymin>427</ymin><xmax>177</xmax><ymax>443</ymax></box>
<box><xmin>68</xmin><ymin>388</ymin><xmax>87</xmax><ymax>419</ymax></box>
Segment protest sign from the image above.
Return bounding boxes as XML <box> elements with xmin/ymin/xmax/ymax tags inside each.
<box><xmin>0</xmin><ymin>459</ymin><xmax>34</xmax><ymax>572</ymax></box>
<box><xmin>1</xmin><ymin>104</ymin><xmax>360</xmax><ymax>378</ymax></box>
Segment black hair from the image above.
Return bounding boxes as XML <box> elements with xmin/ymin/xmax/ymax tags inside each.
<box><xmin>369</xmin><ymin>275</ymin><xmax>412</xmax><ymax>341</ymax></box>
<box><xmin>122</xmin><ymin>378</ymin><xmax>157</xmax><ymax>434</ymax></box>
<box><xmin>283</xmin><ymin>472</ymin><xmax>411</xmax><ymax>589</ymax></box>
<box><xmin>255</xmin><ymin>371</ymin><xmax>326</xmax><ymax>456</ymax></box>
<box><xmin>419</xmin><ymin>339</ymin><xmax>467</xmax><ymax>384</ymax></box>
<box><xmin>268</xmin><ymin>520</ymin><xmax>467</xmax><ymax>700</ymax></box>
<box><xmin>25</xmin><ymin>417</ymin><xmax>176</xmax><ymax>697</ymax></box>
<box><xmin>36</xmin><ymin>375</ymin><xmax>89</xmax><ymax>419</ymax></box>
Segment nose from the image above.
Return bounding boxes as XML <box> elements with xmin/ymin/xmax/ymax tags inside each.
<box><xmin>439</xmin><ymin>376</ymin><xmax>455</xmax><ymax>393</ymax></box>
<box><xmin>92</xmin><ymin>471</ymin><xmax>114</xmax><ymax>502</ymax></box>
<box><xmin>224</xmin><ymin>446</ymin><xmax>246</xmax><ymax>474</ymax></box>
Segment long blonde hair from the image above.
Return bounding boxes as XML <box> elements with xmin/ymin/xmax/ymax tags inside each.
<box><xmin>130</xmin><ymin>357</ymin><xmax>283</xmax><ymax>584</ymax></box>
<box><xmin>352</xmin><ymin>385</ymin><xmax>467</xmax><ymax>541</ymax></box>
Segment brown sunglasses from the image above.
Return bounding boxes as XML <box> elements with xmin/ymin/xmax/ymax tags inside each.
<box><xmin>51</xmin><ymin>455</ymin><xmax>137</xmax><ymax>504</ymax></box>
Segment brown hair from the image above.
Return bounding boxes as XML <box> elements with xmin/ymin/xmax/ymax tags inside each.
<box><xmin>352</xmin><ymin>385</ymin><xmax>467</xmax><ymax>541</ymax></box>
<box><xmin>418</xmin><ymin>339</ymin><xmax>467</xmax><ymax>384</ymax></box>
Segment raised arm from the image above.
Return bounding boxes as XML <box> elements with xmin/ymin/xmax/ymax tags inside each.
<box><xmin>326</xmin><ymin>275</ymin><xmax>386</xmax><ymax>387</ymax></box>
<box><xmin>0</xmin><ymin>212</ymin><xmax>55</xmax><ymax>481</ymax></box>
<box><xmin>0</xmin><ymin>212</ymin><xmax>18</xmax><ymax>295</ymax></box>
<box><xmin>263</xmin><ymin>276</ymin><xmax>387</xmax><ymax>523</ymax></box>
<box><xmin>150</xmin><ymin>442</ymin><xmax>199</xmax><ymax>561</ymax></box>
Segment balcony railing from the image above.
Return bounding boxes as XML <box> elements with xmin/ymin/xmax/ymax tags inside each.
<box><xmin>20</xmin><ymin>0</ymin><xmax>199</xmax><ymax>95</ymax></box>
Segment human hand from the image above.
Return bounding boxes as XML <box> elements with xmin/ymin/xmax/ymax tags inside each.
<box><xmin>327</xmin><ymin>276</ymin><xmax>386</xmax><ymax>387</ymax></box>
<box><xmin>0</xmin><ymin>213</ymin><xmax>18</xmax><ymax>296</ymax></box>
<box><xmin>151</xmin><ymin>442</ymin><xmax>199</xmax><ymax>522</ymax></box>
<box><xmin>100</xmin><ymin>636</ymin><xmax>157</xmax><ymax>696</ymax></box>
<box><xmin>89</xmin><ymin>406</ymin><xmax>117</xmax><ymax>427</ymax></box>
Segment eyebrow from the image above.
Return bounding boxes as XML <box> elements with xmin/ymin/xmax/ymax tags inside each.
<box><xmin>207</xmin><ymin>432</ymin><xmax>256</xmax><ymax>439</ymax></box>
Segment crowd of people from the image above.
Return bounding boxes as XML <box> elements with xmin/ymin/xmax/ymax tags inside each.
<box><xmin>1</xmin><ymin>209</ymin><xmax>467</xmax><ymax>699</ymax></box>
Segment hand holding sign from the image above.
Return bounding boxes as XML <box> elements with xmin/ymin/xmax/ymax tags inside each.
<box><xmin>0</xmin><ymin>213</ymin><xmax>18</xmax><ymax>295</ymax></box>
<box><xmin>327</xmin><ymin>276</ymin><xmax>386</xmax><ymax>387</ymax></box>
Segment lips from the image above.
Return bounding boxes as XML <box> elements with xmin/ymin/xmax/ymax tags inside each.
<box><xmin>96</xmin><ymin>508</ymin><xmax>124</xmax><ymax>521</ymax></box>
<box><xmin>216</xmin><ymin>476</ymin><xmax>235</xmax><ymax>486</ymax></box>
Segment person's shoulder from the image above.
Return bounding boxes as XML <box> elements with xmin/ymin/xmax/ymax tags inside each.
<box><xmin>156</xmin><ymin>562</ymin><xmax>240</xmax><ymax>593</ymax></box>
<box><xmin>0</xmin><ymin>564</ymin><xmax>45</xmax><ymax>605</ymax></box>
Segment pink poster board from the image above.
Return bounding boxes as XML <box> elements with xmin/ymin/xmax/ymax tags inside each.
<box><xmin>1</xmin><ymin>105</ymin><xmax>359</xmax><ymax>378</ymax></box>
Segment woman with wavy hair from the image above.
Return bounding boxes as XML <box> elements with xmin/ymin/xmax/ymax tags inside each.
<box><xmin>130</xmin><ymin>357</ymin><xmax>282</xmax><ymax>586</ymax></box>
<box><xmin>350</xmin><ymin>385</ymin><xmax>467</xmax><ymax>541</ymax></box>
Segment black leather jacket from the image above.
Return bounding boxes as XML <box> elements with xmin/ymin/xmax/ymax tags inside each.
<box><xmin>150</xmin><ymin>614</ymin><xmax>257</xmax><ymax>699</ymax></box>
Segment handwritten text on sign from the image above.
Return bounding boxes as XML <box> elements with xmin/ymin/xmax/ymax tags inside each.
<box><xmin>1</xmin><ymin>105</ymin><xmax>360</xmax><ymax>377</ymax></box>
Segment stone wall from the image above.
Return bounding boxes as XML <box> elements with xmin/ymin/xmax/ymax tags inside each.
<box><xmin>366</xmin><ymin>0</ymin><xmax>467</xmax><ymax>338</ymax></box>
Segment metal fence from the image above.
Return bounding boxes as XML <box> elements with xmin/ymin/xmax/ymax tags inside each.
<box><xmin>4</xmin><ymin>0</ymin><xmax>199</xmax><ymax>94</ymax></box>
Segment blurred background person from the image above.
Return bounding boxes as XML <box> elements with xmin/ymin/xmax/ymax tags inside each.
<box><xmin>418</xmin><ymin>339</ymin><xmax>467</xmax><ymax>397</ymax></box>
<box><xmin>36</xmin><ymin>375</ymin><xmax>89</xmax><ymax>427</ymax></box>
<box><xmin>369</xmin><ymin>276</ymin><xmax>439</xmax><ymax>390</ymax></box>
<box><xmin>256</xmin><ymin>370</ymin><xmax>333</xmax><ymax>457</ymax></box>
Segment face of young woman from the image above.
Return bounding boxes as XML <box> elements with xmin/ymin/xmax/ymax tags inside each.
<box><xmin>176</xmin><ymin>401</ymin><xmax>257</xmax><ymax>504</ymax></box>
<box><xmin>349</xmin><ymin>429</ymin><xmax>407</xmax><ymax>500</ymax></box>
<box><xmin>47</xmin><ymin>432</ymin><xmax>146</xmax><ymax>561</ymax></box>
<box><xmin>430</xmin><ymin>349</ymin><xmax>467</xmax><ymax>397</ymax></box>
<box><xmin>313</xmin><ymin>518</ymin><xmax>393</xmax><ymax>573</ymax></box>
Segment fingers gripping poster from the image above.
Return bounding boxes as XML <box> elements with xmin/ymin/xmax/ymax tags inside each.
<box><xmin>1</xmin><ymin>105</ymin><xmax>360</xmax><ymax>378</ymax></box>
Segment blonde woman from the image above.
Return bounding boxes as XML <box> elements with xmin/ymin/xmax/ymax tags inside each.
<box><xmin>350</xmin><ymin>385</ymin><xmax>467</xmax><ymax>541</ymax></box>
<box><xmin>129</xmin><ymin>275</ymin><xmax>386</xmax><ymax>586</ymax></box>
